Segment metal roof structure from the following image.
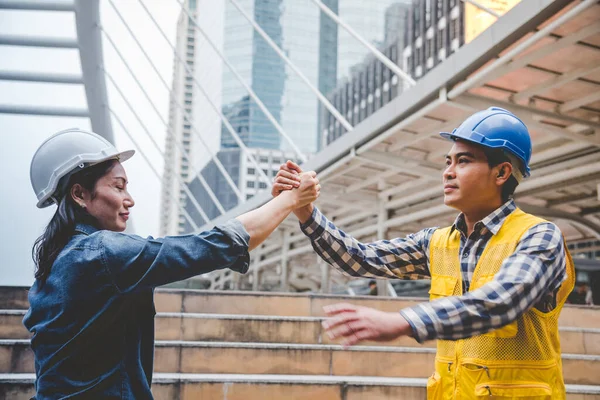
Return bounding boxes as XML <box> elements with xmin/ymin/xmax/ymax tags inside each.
<box><xmin>204</xmin><ymin>0</ymin><xmax>600</xmax><ymax>292</ymax></box>
<box><xmin>0</xmin><ymin>0</ymin><xmax>113</xmax><ymax>141</ymax></box>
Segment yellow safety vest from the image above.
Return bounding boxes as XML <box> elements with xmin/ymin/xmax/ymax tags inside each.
<box><xmin>426</xmin><ymin>208</ymin><xmax>575</xmax><ymax>399</ymax></box>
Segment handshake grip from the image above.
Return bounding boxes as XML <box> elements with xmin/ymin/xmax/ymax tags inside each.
<box><xmin>294</xmin><ymin>171</ymin><xmax>320</xmax><ymax>209</ymax></box>
<box><xmin>271</xmin><ymin>160</ymin><xmax>320</xmax><ymax>210</ymax></box>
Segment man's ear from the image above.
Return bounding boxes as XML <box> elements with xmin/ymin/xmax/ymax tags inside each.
<box><xmin>495</xmin><ymin>162</ymin><xmax>513</xmax><ymax>184</ymax></box>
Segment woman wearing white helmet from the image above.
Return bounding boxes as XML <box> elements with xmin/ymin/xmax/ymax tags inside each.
<box><xmin>25</xmin><ymin>128</ymin><xmax>319</xmax><ymax>399</ymax></box>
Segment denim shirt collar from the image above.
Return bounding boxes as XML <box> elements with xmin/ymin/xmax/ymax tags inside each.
<box><xmin>451</xmin><ymin>199</ymin><xmax>517</xmax><ymax>236</ymax></box>
<box><xmin>74</xmin><ymin>223</ymin><xmax>100</xmax><ymax>236</ymax></box>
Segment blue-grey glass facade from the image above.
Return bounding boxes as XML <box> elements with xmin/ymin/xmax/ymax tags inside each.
<box><xmin>219</xmin><ymin>0</ymin><xmax>416</xmax><ymax>154</ymax></box>
<box><xmin>178</xmin><ymin>0</ymin><xmax>422</xmax><ymax>233</ymax></box>
<box><xmin>221</xmin><ymin>0</ymin><xmax>285</xmax><ymax>150</ymax></box>
<box><xmin>182</xmin><ymin>149</ymin><xmax>242</xmax><ymax>231</ymax></box>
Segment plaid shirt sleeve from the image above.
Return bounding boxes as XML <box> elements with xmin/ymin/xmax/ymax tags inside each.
<box><xmin>300</xmin><ymin>206</ymin><xmax>435</xmax><ymax>280</ymax></box>
<box><xmin>399</xmin><ymin>222</ymin><xmax>568</xmax><ymax>343</ymax></box>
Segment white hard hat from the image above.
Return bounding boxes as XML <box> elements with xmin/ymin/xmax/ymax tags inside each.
<box><xmin>30</xmin><ymin>128</ymin><xmax>135</xmax><ymax>208</ymax></box>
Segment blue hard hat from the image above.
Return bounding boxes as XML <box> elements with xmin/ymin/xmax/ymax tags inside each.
<box><xmin>440</xmin><ymin>107</ymin><xmax>532</xmax><ymax>177</ymax></box>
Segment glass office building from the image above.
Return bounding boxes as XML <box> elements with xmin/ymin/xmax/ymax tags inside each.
<box><xmin>220</xmin><ymin>0</ymin><xmax>409</xmax><ymax>154</ymax></box>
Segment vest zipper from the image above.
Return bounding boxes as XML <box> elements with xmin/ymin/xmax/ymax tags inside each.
<box><xmin>483</xmin><ymin>385</ymin><xmax>492</xmax><ymax>396</ymax></box>
<box><xmin>462</xmin><ymin>362</ymin><xmax>491</xmax><ymax>378</ymax></box>
<box><xmin>481</xmin><ymin>382</ymin><xmax>552</xmax><ymax>396</ymax></box>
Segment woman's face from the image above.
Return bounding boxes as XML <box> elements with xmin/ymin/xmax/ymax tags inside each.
<box><xmin>79</xmin><ymin>162</ymin><xmax>135</xmax><ymax>232</ymax></box>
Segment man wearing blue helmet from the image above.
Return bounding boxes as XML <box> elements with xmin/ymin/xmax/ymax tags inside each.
<box><xmin>273</xmin><ymin>107</ymin><xmax>575</xmax><ymax>399</ymax></box>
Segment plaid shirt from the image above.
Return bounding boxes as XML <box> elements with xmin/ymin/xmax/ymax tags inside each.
<box><xmin>300</xmin><ymin>200</ymin><xmax>567</xmax><ymax>343</ymax></box>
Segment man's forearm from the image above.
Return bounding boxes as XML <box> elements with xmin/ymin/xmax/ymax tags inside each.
<box><xmin>293</xmin><ymin>204</ymin><xmax>314</xmax><ymax>224</ymax></box>
<box><xmin>236</xmin><ymin>192</ymin><xmax>296</xmax><ymax>251</ymax></box>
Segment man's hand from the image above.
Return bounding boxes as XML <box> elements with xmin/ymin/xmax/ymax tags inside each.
<box><xmin>322</xmin><ymin>303</ymin><xmax>413</xmax><ymax>347</ymax></box>
<box><xmin>285</xmin><ymin>171</ymin><xmax>320</xmax><ymax>209</ymax></box>
<box><xmin>273</xmin><ymin>160</ymin><xmax>315</xmax><ymax>223</ymax></box>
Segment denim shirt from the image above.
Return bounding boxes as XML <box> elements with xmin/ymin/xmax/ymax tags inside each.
<box><xmin>23</xmin><ymin>220</ymin><xmax>249</xmax><ymax>399</ymax></box>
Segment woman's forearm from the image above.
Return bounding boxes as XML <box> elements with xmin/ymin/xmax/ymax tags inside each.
<box><xmin>236</xmin><ymin>192</ymin><xmax>297</xmax><ymax>251</ymax></box>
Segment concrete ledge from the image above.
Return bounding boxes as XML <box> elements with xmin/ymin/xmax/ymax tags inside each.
<box><xmin>2</xmin><ymin>340</ymin><xmax>599</xmax><ymax>385</ymax></box>
<box><xmin>4</xmin><ymin>311</ymin><xmax>600</xmax><ymax>354</ymax></box>
<box><xmin>1</xmin><ymin>373</ymin><xmax>600</xmax><ymax>394</ymax></box>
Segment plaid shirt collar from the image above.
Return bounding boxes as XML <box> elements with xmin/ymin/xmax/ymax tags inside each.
<box><xmin>451</xmin><ymin>199</ymin><xmax>517</xmax><ymax>237</ymax></box>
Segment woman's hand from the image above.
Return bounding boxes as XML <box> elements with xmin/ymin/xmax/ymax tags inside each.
<box><xmin>272</xmin><ymin>160</ymin><xmax>304</xmax><ymax>197</ymax></box>
<box><xmin>273</xmin><ymin>160</ymin><xmax>317</xmax><ymax>223</ymax></box>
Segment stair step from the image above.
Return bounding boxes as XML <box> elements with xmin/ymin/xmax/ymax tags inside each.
<box><xmin>2</xmin><ymin>373</ymin><xmax>600</xmax><ymax>400</ymax></box>
<box><xmin>4</xmin><ymin>287</ymin><xmax>599</xmax><ymax>329</ymax></box>
<box><xmin>154</xmin><ymin>290</ymin><xmax>600</xmax><ymax>329</ymax></box>
<box><xmin>2</xmin><ymin>339</ymin><xmax>599</xmax><ymax>385</ymax></box>
<box><xmin>3</xmin><ymin>310</ymin><xmax>600</xmax><ymax>355</ymax></box>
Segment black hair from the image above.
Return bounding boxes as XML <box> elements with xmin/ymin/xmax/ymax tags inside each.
<box><xmin>481</xmin><ymin>147</ymin><xmax>520</xmax><ymax>203</ymax></box>
<box><xmin>31</xmin><ymin>160</ymin><xmax>117</xmax><ymax>286</ymax></box>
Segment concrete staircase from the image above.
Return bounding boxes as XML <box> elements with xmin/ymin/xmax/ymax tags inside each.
<box><xmin>1</xmin><ymin>287</ymin><xmax>600</xmax><ymax>399</ymax></box>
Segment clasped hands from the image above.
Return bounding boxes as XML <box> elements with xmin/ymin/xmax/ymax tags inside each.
<box><xmin>270</xmin><ymin>160</ymin><xmax>413</xmax><ymax>347</ymax></box>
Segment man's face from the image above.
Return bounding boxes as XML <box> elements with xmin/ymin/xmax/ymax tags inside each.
<box><xmin>442</xmin><ymin>141</ymin><xmax>503</xmax><ymax>212</ymax></box>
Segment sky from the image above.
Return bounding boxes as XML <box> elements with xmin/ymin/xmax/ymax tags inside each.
<box><xmin>0</xmin><ymin>1</ymin><xmax>180</xmax><ymax>286</ymax></box>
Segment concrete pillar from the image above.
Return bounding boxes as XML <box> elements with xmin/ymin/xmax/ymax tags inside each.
<box><xmin>320</xmin><ymin>257</ymin><xmax>331</xmax><ymax>294</ymax></box>
<box><xmin>252</xmin><ymin>246</ymin><xmax>262</xmax><ymax>291</ymax></box>
<box><xmin>280</xmin><ymin>229</ymin><xmax>291</xmax><ymax>291</ymax></box>
<box><xmin>376</xmin><ymin>196</ymin><xmax>390</xmax><ymax>297</ymax></box>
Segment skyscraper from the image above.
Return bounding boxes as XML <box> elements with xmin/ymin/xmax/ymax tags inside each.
<box><xmin>162</xmin><ymin>0</ymin><xmax>416</xmax><ymax>235</ymax></box>
<box><xmin>160</xmin><ymin>0</ymin><xmax>199</xmax><ymax>236</ymax></box>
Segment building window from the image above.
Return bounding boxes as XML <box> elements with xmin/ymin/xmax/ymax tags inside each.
<box><xmin>248</xmin><ymin>168</ymin><xmax>255</xmax><ymax>175</ymax></box>
<box><xmin>259</xmin><ymin>182</ymin><xmax>267</xmax><ymax>189</ymax></box>
<box><xmin>425</xmin><ymin>0</ymin><xmax>432</xmax><ymax>27</ymax></box>
<box><xmin>247</xmin><ymin>181</ymin><xmax>255</xmax><ymax>188</ymax></box>
<box><xmin>426</xmin><ymin>38</ymin><xmax>433</xmax><ymax>59</ymax></box>
<box><xmin>259</xmin><ymin>156</ymin><xmax>268</xmax><ymax>163</ymax></box>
